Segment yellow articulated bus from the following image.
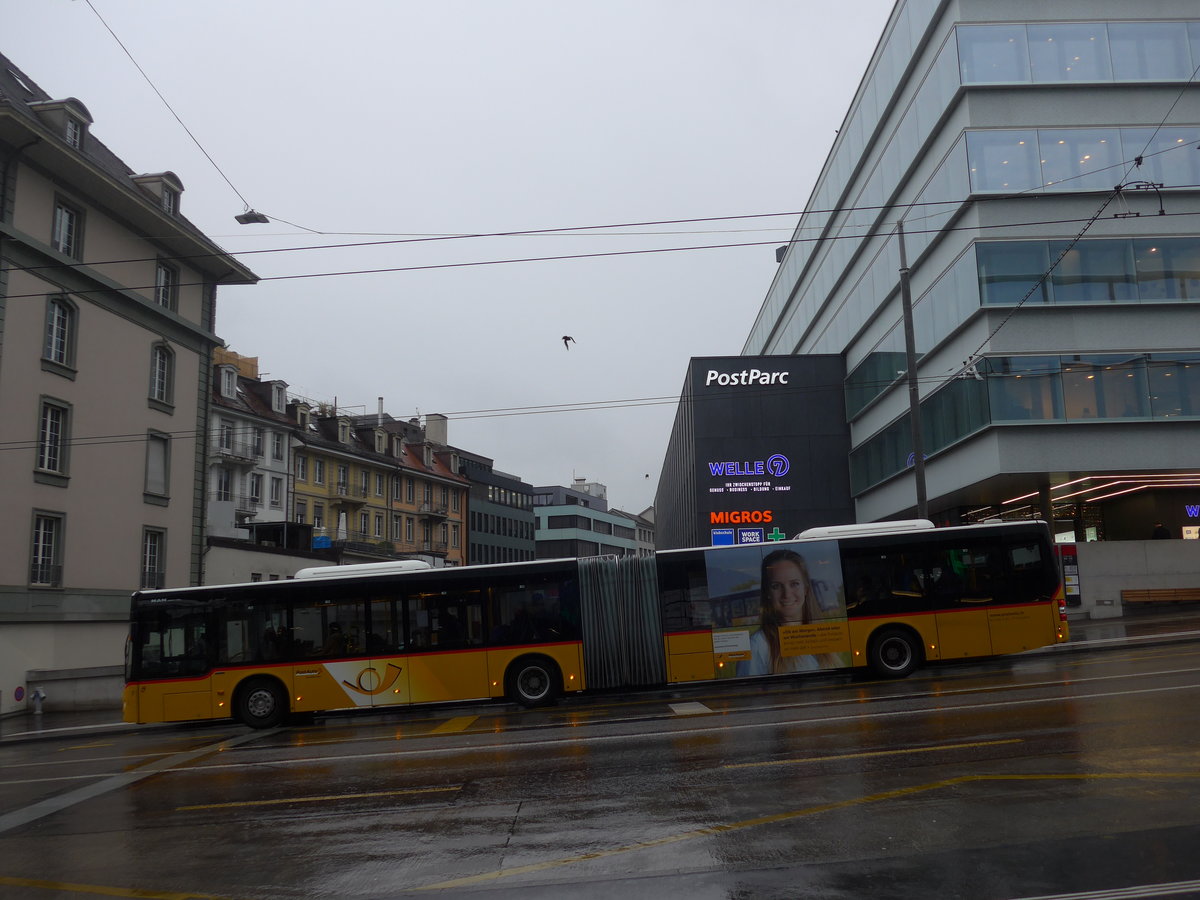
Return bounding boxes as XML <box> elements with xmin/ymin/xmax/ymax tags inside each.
<box><xmin>124</xmin><ymin>520</ymin><xmax>1068</xmax><ymax>729</ymax></box>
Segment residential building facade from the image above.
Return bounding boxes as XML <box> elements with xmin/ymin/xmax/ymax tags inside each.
<box><xmin>290</xmin><ymin>408</ymin><xmax>469</xmax><ymax>567</ymax></box>
<box><xmin>0</xmin><ymin>55</ymin><xmax>256</xmax><ymax>713</ymax></box>
<box><xmin>208</xmin><ymin>349</ymin><xmax>293</xmax><ymax>543</ymax></box>
<box><xmin>742</xmin><ymin>0</ymin><xmax>1200</xmax><ymax>540</ymax></box>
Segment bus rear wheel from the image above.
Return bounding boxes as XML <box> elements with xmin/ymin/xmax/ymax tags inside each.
<box><xmin>506</xmin><ymin>656</ymin><xmax>561</xmax><ymax>708</ymax></box>
<box><xmin>868</xmin><ymin>627</ymin><xmax>921</xmax><ymax>678</ymax></box>
<box><xmin>236</xmin><ymin>677</ymin><xmax>288</xmax><ymax>728</ymax></box>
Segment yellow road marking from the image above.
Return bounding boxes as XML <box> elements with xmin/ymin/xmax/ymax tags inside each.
<box><xmin>177</xmin><ymin>785</ymin><xmax>459</xmax><ymax>811</ymax></box>
<box><xmin>60</xmin><ymin>742</ymin><xmax>115</xmax><ymax>752</ymax></box>
<box><xmin>0</xmin><ymin>874</ymin><xmax>237</xmax><ymax>899</ymax></box>
<box><xmin>722</xmin><ymin>738</ymin><xmax>1022</xmax><ymax>769</ymax></box>
<box><xmin>417</xmin><ymin>771</ymin><xmax>1200</xmax><ymax>891</ymax></box>
<box><xmin>430</xmin><ymin>716</ymin><xmax>478</xmax><ymax>734</ymax></box>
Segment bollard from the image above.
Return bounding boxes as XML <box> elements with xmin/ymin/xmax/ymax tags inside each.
<box><xmin>32</xmin><ymin>686</ymin><xmax>46</xmax><ymax>715</ymax></box>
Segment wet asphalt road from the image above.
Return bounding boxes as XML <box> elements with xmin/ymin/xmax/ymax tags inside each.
<box><xmin>4</xmin><ymin>643</ymin><xmax>1200</xmax><ymax>899</ymax></box>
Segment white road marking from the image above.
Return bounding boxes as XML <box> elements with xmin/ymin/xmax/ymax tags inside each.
<box><xmin>669</xmin><ymin>701</ymin><xmax>713</xmax><ymax>716</ymax></box>
<box><xmin>0</xmin><ymin>730</ymin><xmax>271</xmax><ymax>834</ymax></box>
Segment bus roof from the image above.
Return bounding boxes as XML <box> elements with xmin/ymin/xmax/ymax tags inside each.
<box><xmin>294</xmin><ymin>560</ymin><xmax>433</xmax><ymax>579</ymax></box>
<box><xmin>795</xmin><ymin>519</ymin><xmax>936</xmax><ymax>539</ymax></box>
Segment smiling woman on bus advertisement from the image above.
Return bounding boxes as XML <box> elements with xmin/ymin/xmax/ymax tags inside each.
<box><xmin>735</xmin><ymin>545</ymin><xmax>851</xmax><ymax>676</ymax></box>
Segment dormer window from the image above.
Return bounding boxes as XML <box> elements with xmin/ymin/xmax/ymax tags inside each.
<box><xmin>423</xmin><ymin>446</ymin><xmax>433</xmax><ymax>467</ymax></box>
<box><xmin>132</xmin><ymin>172</ymin><xmax>184</xmax><ymax>217</ymax></box>
<box><xmin>218</xmin><ymin>366</ymin><xmax>236</xmax><ymax>399</ymax></box>
<box><xmin>375</xmin><ymin>430</ymin><xmax>386</xmax><ymax>454</ymax></box>
<box><xmin>161</xmin><ymin>186</ymin><xmax>179</xmax><ymax>216</ymax></box>
<box><xmin>297</xmin><ymin>407</ymin><xmax>310</xmax><ymax>427</ymax></box>
<box><xmin>271</xmin><ymin>383</ymin><xmax>286</xmax><ymax>414</ymax></box>
<box><xmin>338</xmin><ymin>420</ymin><xmax>350</xmax><ymax>443</ymax></box>
<box><xmin>392</xmin><ymin>436</ymin><xmax>404</xmax><ymax>457</ymax></box>
<box><xmin>28</xmin><ymin>98</ymin><xmax>94</xmax><ymax>150</ymax></box>
<box><xmin>65</xmin><ymin>115</ymin><xmax>84</xmax><ymax>149</ymax></box>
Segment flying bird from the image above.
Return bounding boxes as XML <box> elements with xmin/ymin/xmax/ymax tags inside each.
<box><xmin>562</xmin><ymin>335</ymin><xmax>575</xmax><ymax>350</ymax></box>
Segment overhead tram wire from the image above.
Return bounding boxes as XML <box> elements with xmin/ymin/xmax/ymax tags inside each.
<box><xmin>3</xmin><ymin>355</ymin><xmax>1168</xmax><ymax>456</ymax></box>
<box><xmin>82</xmin><ymin>0</ymin><xmax>256</xmax><ymax>215</ymax></box>
<box><xmin>8</xmin><ymin>135</ymin><xmax>1199</xmax><ymax>282</ymax></box>
<box><xmin>8</xmin><ymin>204</ymin><xmax>1200</xmax><ymax>304</ymax></box>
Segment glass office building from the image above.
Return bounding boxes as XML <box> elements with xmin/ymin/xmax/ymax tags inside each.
<box><xmin>743</xmin><ymin>0</ymin><xmax>1200</xmax><ymax>540</ymax></box>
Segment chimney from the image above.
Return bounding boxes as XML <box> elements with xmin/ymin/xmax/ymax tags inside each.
<box><xmin>425</xmin><ymin>413</ymin><xmax>448</xmax><ymax>445</ymax></box>
<box><xmin>377</xmin><ymin>397</ymin><xmax>384</xmax><ymax>427</ymax></box>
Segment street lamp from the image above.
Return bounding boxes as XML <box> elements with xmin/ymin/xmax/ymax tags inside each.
<box><xmin>234</xmin><ymin>209</ymin><xmax>270</xmax><ymax>225</ymax></box>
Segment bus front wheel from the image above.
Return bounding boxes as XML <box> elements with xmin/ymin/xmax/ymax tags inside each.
<box><xmin>506</xmin><ymin>656</ymin><xmax>561</xmax><ymax>708</ymax></box>
<box><xmin>236</xmin><ymin>677</ymin><xmax>288</xmax><ymax>728</ymax></box>
<box><xmin>868</xmin><ymin>628</ymin><xmax>921</xmax><ymax>678</ymax></box>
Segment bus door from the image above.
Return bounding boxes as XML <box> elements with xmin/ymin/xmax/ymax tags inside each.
<box><xmin>989</xmin><ymin>538</ymin><xmax>1058</xmax><ymax>654</ymax></box>
<box><xmin>929</xmin><ymin>547</ymin><xmax>993</xmax><ymax>660</ymax></box>
<box><xmin>405</xmin><ymin>590</ymin><xmax>488</xmax><ymax>704</ymax></box>
<box><xmin>353</xmin><ymin>594</ymin><xmax>411</xmax><ymax>710</ymax></box>
<box><xmin>288</xmin><ymin>596</ymin><xmax>385</xmax><ymax>713</ymax></box>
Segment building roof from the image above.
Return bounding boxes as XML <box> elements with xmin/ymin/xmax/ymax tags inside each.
<box><xmin>295</xmin><ymin>416</ymin><xmax>468</xmax><ymax>486</ymax></box>
<box><xmin>0</xmin><ymin>52</ymin><xmax>257</xmax><ymax>285</ymax></box>
<box><xmin>212</xmin><ymin>374</ymin><xmax>294</xmax><ymax>427</ymax></box>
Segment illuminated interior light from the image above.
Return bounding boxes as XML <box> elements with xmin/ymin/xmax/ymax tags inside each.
<box><xmin>1058</xmin><ymin>140</ymin><xmax>1065</xmax><ymax>144</ymax></box>
<box><xmin>717</xmin><ymin>661</ymin><xmax>725</xmax><ymax>668</ymax></box>
<box><xmin>296</xmin><ymin>696</ymin><xmax>303</xmax><ymax>702</ymax></box>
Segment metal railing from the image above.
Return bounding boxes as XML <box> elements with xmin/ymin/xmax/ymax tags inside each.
<box><xmin>29</xmin><ymin>563</ymin><xmax>62</xmax><ymax>587</ymax></box>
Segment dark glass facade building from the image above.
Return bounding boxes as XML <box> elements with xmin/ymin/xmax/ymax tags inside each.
<box><xmin>654</xmin><ymin>356</ymin><xmax>854</xmax><ymax>550</ymax></box>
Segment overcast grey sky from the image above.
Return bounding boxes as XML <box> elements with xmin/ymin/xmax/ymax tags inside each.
<box><xmin>6</xmin><ymin>0</ymin><xmax>894</xmax><ymax>513</ymax></box>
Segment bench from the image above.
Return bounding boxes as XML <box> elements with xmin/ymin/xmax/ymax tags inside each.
<box><xmin>1120</xmin><ymin>588</ymin><xmax>1200</xmax><ymax>605</ymax></box>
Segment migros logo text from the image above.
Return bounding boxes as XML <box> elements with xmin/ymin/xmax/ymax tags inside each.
<box><xmin>710</xmin><ymin>510</ymin><xmax>774</xmax><ymax>524</ymax></box>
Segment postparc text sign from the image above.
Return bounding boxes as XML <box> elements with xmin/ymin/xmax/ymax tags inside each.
<box><xmin>705</xmin><ymin>368</ymin><xmax>790</xmax><ymax>387</ymax></box>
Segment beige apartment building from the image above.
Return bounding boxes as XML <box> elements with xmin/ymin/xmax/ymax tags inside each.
<box><xmin>0</xmin><ymin>55</ymin><xmax>256</xmax><ymax>714</ymax></box>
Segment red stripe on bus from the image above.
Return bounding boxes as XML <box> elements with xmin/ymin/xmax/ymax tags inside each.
<box><xmin>126</xmin><ymin>640</ymin><xmax>585</xmax><ymax>686</ymax></box>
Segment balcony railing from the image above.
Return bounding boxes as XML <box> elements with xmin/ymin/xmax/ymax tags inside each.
<box><xmin>30</xmin><ymin>563</ymin><xmax>62</xmax><ymax>587</ymax></box>
<box><xmin>418</xmin><ymin>502</ymin><xmax>448</xmax><ymax>519</ymax></box>
<box><xmin>336</xmin><ymin>484</ymin><xmax>369</xmax><ymax>499</ymax></box>
<box><xmin>212</xmin><ymin>438</ymin><xmax>256</xmax><ymax>462</ymax></box>
<box><xmin>209</xmin><ymin>491</ymin><xmax>262</xmax><ymax>511</ymax></box>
